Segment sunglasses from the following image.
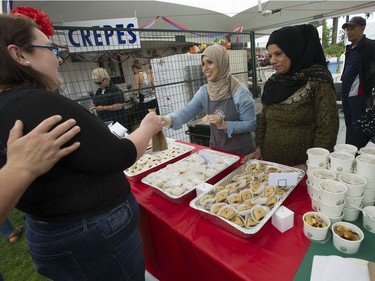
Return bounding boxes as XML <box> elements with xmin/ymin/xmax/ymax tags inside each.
<box><xmin>94</xmin><ymin>78</ymin><xmax>106</xmax><ymax>85</ymax></box>
<box><xmin>31</xmin><ymin>45</ymin><xmax>59</xmax><ymax>59</ymax></box>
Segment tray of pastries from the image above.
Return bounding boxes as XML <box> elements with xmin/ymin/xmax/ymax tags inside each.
<box><xmin>124</xmin><ymin>140</ymin><xmax>195</xmax><ymax>182</ymax></box>
<box><xmin>189</xmin><ymin>160</ymin><xmax>305</xmax><ymax>238</ymax></box>
<box><xmin>141</xmin><ymin>149</ymin><xmax>240</xmax><ymax>204</ymax></box>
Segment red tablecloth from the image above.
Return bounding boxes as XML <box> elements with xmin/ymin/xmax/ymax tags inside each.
<box><xmin>130</xmin><ymin>143</ymin><xmax>312</xmax><ymax>281</ymax></box>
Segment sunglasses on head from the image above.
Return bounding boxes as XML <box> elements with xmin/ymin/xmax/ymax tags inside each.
<box><xmin>94</xmin><ymin>78</ymin><xmax>106</xmax><ymax>85</ymax></box>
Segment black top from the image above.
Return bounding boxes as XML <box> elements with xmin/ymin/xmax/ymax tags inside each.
<box><xmin>92</xmin><ymin>83</ymin><xmax>127</xmax><ymax>126</ymax></box>
<box><xmin>342</xmin><ymin>35</ymin><xmax>375</xmax><ymax>97</ymax></box>
<box><xmin>0</xmin><ymin>89</ymin><xmax>137</xmax><ymax>221</ymax></box>
<box><xmin>341</xmin><ymin>46</ymin><xmax>360</xmax><ymax>97</ymax></box>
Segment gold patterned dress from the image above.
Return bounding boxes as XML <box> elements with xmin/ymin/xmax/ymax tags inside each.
<box><xmin>256</xmin><ymin>81</ymin><xmax>339</xmax><ymax>166</ymax></box>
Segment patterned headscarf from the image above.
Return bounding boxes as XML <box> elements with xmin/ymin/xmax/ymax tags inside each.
<box><xmin>202</xmin><ymin>44</ymin><xmax>241</xmax><ymax>101</ymax></box>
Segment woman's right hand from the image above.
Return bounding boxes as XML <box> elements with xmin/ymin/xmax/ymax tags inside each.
<box><xmin>127</xmin><ymin>112</ymin><xmax>165</xmax><ymax>160</ymax></box>
<box><xmin>241</xmin><ymin>147</ymin><xmax>262</xmax><ymax>163</ymax></box>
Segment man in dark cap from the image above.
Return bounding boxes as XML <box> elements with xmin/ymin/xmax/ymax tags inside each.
<box><xmin>340</xmin><ymin>16</ymin><xmax>375</xmax><ymax>143</ymax></box>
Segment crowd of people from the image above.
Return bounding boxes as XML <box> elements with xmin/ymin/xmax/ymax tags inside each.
<box><xmin>0</xmin><ymin>6</ymin><xmax>374</xmax><ymax>281</ymax></box>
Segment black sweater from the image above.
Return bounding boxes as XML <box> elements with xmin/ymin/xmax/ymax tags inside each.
<box><xmin>0</xmin><ymin>89</ymin><xmax>137</xmax><ymax>221</ymax></box>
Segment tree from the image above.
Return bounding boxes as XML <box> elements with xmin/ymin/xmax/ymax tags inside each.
<box><xmin>324</xmin><ymin>41</ymin><xmax>345</xmax><ymax>58</ymax></box>
<box><xmin>321</xmin><ymin>20</ymin><xmax>332</xmax><ymax>49</ymax></box>
<box><xmin>331</xmin><ymin>17</ymin><xmax>338</xmax><ymax>45</ymax></box>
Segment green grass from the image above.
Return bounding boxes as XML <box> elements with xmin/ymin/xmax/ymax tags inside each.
<box><xmin>0</xmin><ymin>210</ymin><xmax>49</xmax><ymax>281</ymax></box>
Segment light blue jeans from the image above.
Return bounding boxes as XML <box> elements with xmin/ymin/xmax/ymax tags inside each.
<box><xmin>25</xmin><ymin>192</ymin><xmax>145</xmax><ymax>281</ymax></box>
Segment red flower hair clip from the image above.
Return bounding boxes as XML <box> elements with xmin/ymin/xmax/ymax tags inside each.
<box><xmin>11</xmin><ymin>6</ymin><xmax>54</xmax><ymax>38</ymax></box>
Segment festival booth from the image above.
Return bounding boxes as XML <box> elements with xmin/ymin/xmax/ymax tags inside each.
<box><xmin>124</xmin><ymin>140</ymin><xmax>375</xmax><ymax>281</ymax></box>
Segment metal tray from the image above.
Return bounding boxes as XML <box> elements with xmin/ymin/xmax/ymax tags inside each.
<box><xmin>141</xmin><ymin>149</ymin><xmax>240</xmax><ymax>204</ymax></box>
<box><xmin>189</xmin><ymin>160</ymin><xmax>305</xmax><ymax>238</ymax></box>
<box><xmin>124</xmin><ymin>140</ymin><xmax>195</xmax><ymax>182</ymax></box>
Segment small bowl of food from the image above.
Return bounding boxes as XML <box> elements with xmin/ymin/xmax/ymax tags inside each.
<box><xmin>332</xmin><ymin>222</ymin><xmax>364</xmax><ymax>254</ymax></box>
<box><xmin>303</xmin><ymin>212</ymin><xmax>331</xmax><ymax>241</ymax></box>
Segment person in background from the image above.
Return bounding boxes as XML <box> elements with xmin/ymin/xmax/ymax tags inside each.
<box><xmin>348</xmin><ymin>105</ymin><xmax>375</xmax><ymax>149</ymax></box>
<box><xmin>242</xmin><ymin>24</ymin><xmax>339</xmax><ymax>169</ymax></box>
<box><xmin>91</xmin><ymin>67</ymin><xmax>129</xmax><ymax>129</ymax></box>
<box><xmin>0</xmin><ymin>116</ymin><xmax>80</xmax><ymax>224</ymax></box>
<box><xmin>162</xmin><ymin>44</ymin><xmax>256</xmax><ymax>155</ymax></box>
<box><xmin>132</xmin><ymin>61</ymin><xmax>159</xmax><ymax>121</ymax></box>
<box><xmin>0</xmin><ymin>218</ymin><xmax>24</xmax><ymax>244</ymax></box>
<box><xmin>341</xmin><ymin>16</ymin><xmax>375</xmax><ymax>143</ymax></box>
<box><xmin>0</xmin><ymin>14</ymin><xmax>164</xmax><ymax>281</ymax></box>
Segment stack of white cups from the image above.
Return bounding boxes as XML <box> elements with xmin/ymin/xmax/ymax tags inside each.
<box><xmin>317</xmin><ymin>180</ymin><xmax>347</xmax><ymax>223</ymax></box>
<box><xmin>306</xmin><ymin>145</ymin><xmax>375</xmax><ymax>223</ymax></box>
<box><xmin>306</xmin><ymin>148</ymin><xmax>342</xmax><ymax>223</ymax></box>
<box><xmin>355</xmin><ymin>152</ymin><xmax>375</xmax><ymax>207</ymax></box>
<box><xmin>338</xmin><ymin>173</ymin><xmax>367</xmax><ymax>221</ymax></box>
<box><xmin>306</xmin><ymin>147</ymin><xmax>330</xmax><ymax>170</ymax></box>
<box><xmin>306</xmin><ymin>147</ymin><xmax>330</xmax><ymax>212</ymax></box>
<box><xmin>329</xmin><ymin>151</ymin><xmax>354</xmax><ymax>178</ymax></box>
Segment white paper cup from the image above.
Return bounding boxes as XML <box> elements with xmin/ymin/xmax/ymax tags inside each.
<box><xmin>362</xmin><ymin>206</ymin><xmax>375</xmax><ymax>234</ymax></box>
<box><xmin>307</xmin><ymin>179</ymin><xmax>321</xmax><ymax>200</ymax></box>
<box><xmin>303</xmin><ymin>212</ymin><xmax>331</xmax><ymax>241</ymax></box>
<box><xmin>362</xmin><ymin>198</ymin><xmax>375</xmax><ymax>207</ymax></box>
<box><xmin>343</xmin><ymin>206</ymin><xmax>361</xmax><ymax>221</ymax></box>
<box><xmin>329</xmin><ymin>151</ymin><xmax>354</xmax><ymax>172</ymax></box>
<box><xmin>334</xmin><ymin>144</ymin><xmax>358</xmax><ymax>156</ymax></box>
<box><xmin>354</xmin><ymin>170</ymin><xmax>375</xmax><ymax>189</ymax></box>
<box><xmin>328</xmin><ymin>166</ymin><xmax>351</xmax><ymax>180</ymax></box>
<box><xmin>327</xmin><ymin>212</ymin><xmax>344</xmax><ymax>224</ymax></box>
<box><xmin>306</xmin><ymin>160</ymin><xmax>327</xmax><ymax>171</ymax></box>
<box><xmin>310</xmin><ymin>194</ymin><xmax>319</xmax><ymax>211</ymax></box>
<box><xmin>344</xmin><ymin>193</ymin><xmax>364</xmax><ymax>208</ymax></box>
<box><xmin>309</xmin><ymin>169</ymin><xmax>337</xmax><ymax>189</ymax></box>
<box><xmin>307</xmin><ymin>148</ymin><xmax>330</xmax><ymax>168</ymax></box>
<box><xmin>318</xmin><ymin>195</ymin><xmax>345</xmax><ymax>217</ymax></box>
<box><xmin>319</xmin><ymin>180</ymin><xmax>347</xmax><ymax>206</ymax></box>
<box><xmin>355</xmin><ymin>154</ymin><xmax>375</xmax><ymax>178</ymax></box>
<box><xmin>363</xmin><ymin>188</ymin><xmax>375</xmax><ymax>200</ymax></box>
<box><xmin>332</xmin><ymin>222</ymin><xmax>364</xmax><ymax>254</ymax></box>
<box><xmin>359</xmin><ymin>147</ymin><xmax>375</xmax><ymax>157</ymax></box>
<box><xmin>338</xmin><ymin>173</ymin><xmax>367</xmax><ymax>197</ymax></box>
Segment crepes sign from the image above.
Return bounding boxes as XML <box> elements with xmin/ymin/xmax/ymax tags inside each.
<box><xmin>62</xmin><ymin>17</ymin><xmax>141</xmax><ymax>53</ymax></box>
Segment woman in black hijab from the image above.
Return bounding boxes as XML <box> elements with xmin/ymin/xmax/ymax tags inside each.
<box><xmin>242</xmin><ymin>24</ymin><xmax>339</xmax><ymax>168</ymax></box>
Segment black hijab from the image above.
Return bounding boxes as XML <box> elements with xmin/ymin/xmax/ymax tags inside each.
<box><xmin>262</xmin><ymin>24</ymin><xmax>333</xmax><ymax>105</ymax></box>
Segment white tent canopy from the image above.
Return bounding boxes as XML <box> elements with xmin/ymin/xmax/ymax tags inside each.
<box><xmin>6</xmin><ymin>0</ymin><xmax>375</xmax><ymax>35</ymax></box>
